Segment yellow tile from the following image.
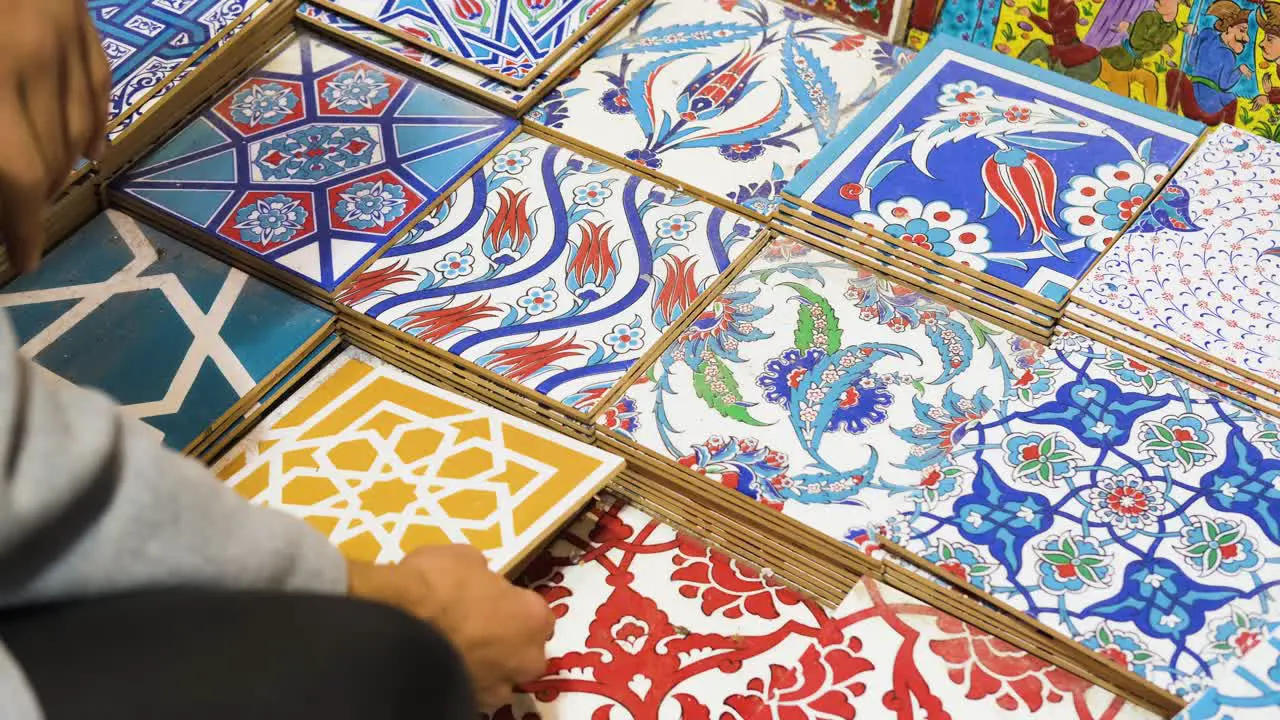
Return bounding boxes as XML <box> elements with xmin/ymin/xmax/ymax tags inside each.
<box><xmin>437</xmin><ymin>488</ymin><xmax>500</xmax><ymax>522</ymax></box>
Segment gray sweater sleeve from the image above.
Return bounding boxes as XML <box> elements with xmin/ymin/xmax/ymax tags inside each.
<box><xmin>0</xmin><ymin>313</ymin><xmax>348</xmax><ymax>719</ymax></box>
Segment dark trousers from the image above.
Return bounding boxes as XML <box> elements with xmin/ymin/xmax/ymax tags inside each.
<box><xmin>0</xmin><ymin>591</ymin><xmax>476</xmax><ymax>719</ymax></box>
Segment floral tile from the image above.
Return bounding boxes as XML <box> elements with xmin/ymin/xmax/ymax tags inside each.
<box><xmin>786</xmin><ymin>35</ymin><xmax>1201</xmax><ymax>306</ymax></box>
<box><xmin>789</xmin><ymin>0</ymin><xmax>912</xmax><ymax>39</ymax></box>
<box><xmin>601</xmin><ymin>237</ymin><xmax>1045</xmax><ymax>549</ymax></box>
<box><xmin>323</xmin><ymin>0</ymin><xmax>623</xmax><ymax>84</ymax></box>
<box><xmin>93</xmin><ymin>0</ymin><xmax>259</xmax><ymax>124</ymax></box>
<box><xmin>1072</xmin><ymin>125</ymin><xmax>1280</xmax><ymax>388</ymax></box>
<box><xmin>490</xmin><ymin>504</ymin><xmax>1157</xmax><ymax>719</ymax></box>
<box><xmin>213</xmin><ymin>347</ymin><xmax>623</xmax><ymax>569</ymax></box>
<box><xmin>0</xmin><ymin>210</ymin><xmax>332</xmax><ymax>451</ymax></box>
<box><xmin>114</xmin><ymin>32</ymin><xmax>517</xmax><ymax>293</ymax></box>
<box><xmin>297</xmin><ymin>1</ymin><xmax>635</xmax><ymax>111</ymax></box>
<box><xmin>528</xmin><ymin>0</ymin><xmax>913</xmax><ymax>218</ymax></box>
<box><xmin>1176</xmin><ymin>621</ymin><xmax>1280</xmax><ymax>720</ymax></box>
<box><xmin>883</xmin><ymin>330</ymin><xmax>1280</xmax><ymax>695</ymax></box>
<box><xmin>338</xmin><ymin>131</ymin><xmax>760</xmax><ymax>413</ymax></box>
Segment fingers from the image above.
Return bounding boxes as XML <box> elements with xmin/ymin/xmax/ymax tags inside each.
<box><xmin>0</xmin><ymin>100</ymin><xmax>49</xmax><ymax>272</ymax></box>
<box><xmin>80</xmin><ymin>4</ymin><xmax>110</xmax><ymax>159</ymax></box>
<box><xmin>19</xmin><ymin>34</ymin><xmax>69</xmax><ymax>199</ymax></box>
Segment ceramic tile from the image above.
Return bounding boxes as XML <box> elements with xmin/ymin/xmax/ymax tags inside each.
<box><xmin>528</xmin><ymin>0</ymin><xmax>913</xmax><ymax>217</ymax></box>
<box><xmin>787</xmin><ymin>36</ymin><xmax>1201</xmax><ymax>306</ymax></box>
<box><xmin>601</xmin><ymin>238</ymin><xmax>1045</xmax><ymax>549</ymax></box>
<box><xmin>0</xmin><ymin>210</ymin><xmax>331</xmax><ymax>451</ymax></box>
<box><xmin>1073</xmin><ymin>125</ymin><xmax>1280</xmax><ymax>388</ymax></box>
<box><xmin>322</xmin><ymin>0</ymin><xmax>622</xmax><ymax>84</ymax></box>
<box><xmin>213</xmin><ymin>347</ymin><xmax>623</xmax><ymax>569</ymax></box>
<box><xmin>1176</xmin><ymin>622</ymin><xmax>1280</xmax><ymax>719</ymax></box>
<box><xmin>789</xmin><ymin>0</ymin><xmax>912</xmax><ymax>39</ymax></box>
<box><xmin>93</xmin><ymin>0</ymin><xmax>260</xmax><ymax>123</ymax></box>
<box><xmin>339</xmin><ymin>131</ymin><xmax>761</xmax><ymax>413</ymax></box>
<box><xmin>115</xmin><ymin>32</ymin><xmax>517</xmax><ymax>293</ymax></box>
<box><xmin>885</xmin><ymin>330</ymin><xmax>1280</xmax><ymax>695</ymax></box>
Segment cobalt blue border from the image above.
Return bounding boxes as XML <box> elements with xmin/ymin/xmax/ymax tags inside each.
<box><xmin>787</xmin><ymin>34</ymin><xmax>1205</xmax><ymax>197</ymax></box>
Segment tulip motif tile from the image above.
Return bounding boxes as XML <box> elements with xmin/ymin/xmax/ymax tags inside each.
<box><xmin>528</xmin><ymin>0</ymin><xmax>913</xmax><ymax>217</ymax></box>
<box><xmin>601</xmin><ymin>238</ymin><xmax>1045</xmax><ymax>549</ymax></box>
<box><xmin>115</xmin><ymin>32</ymin><xmax>517</xmax><ymax>292</ymax></box>
<box><xmin>786</xmin><ymin>36</ymin><xmax>1201</xmax><ymax>305</ymax></box>
<box><xmin>339</xmin><ymin>132</ymin><xmax>760</xmax><ymax>413</ymax></box>
<box><xmin>883</xmin><ymin>330</ymin><xmax>1280</xmax><ymax>695</ymax></box>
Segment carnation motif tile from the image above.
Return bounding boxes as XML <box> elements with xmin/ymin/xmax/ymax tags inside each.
<box><xmin>213</xmin><ymin>347</ymin><xmax>623</xmax><ymax>569</ymax></box>
<box><xmin>785</xmin><ymin>35</ymin><xmax>1202</xmax><ymax>307</ymax></box>
<box><xmin>0</xmin><ymin>210</ymin><xmax>332</xmax><ymax>452</ymax></box>
<box><xmin>527</xmin><ymin>0</ymin><xmax>914</xmax><ymax>218</ymax></box>
<box><xmin>489</xmin><ymin>503</ymin><xmax>1158</xmax><ymax>720</ymax></box>
<box><xmin>1072</xmin><ymin>125</ymin><xmax>1280</xmax><ymax>391</ymax></box>
<box><xmin>338</xmin><ymin>132</ymin><xmax>761</xmax><ymax>413</ymax></box>
<box><xmin>789</xmin><ymin>0</ymin><xmax>912</xmax><ymax>40</ymax></box>
<box><xmin>1176</xmin><ymin>622</ymin><xmax>1280</xmax><ymax>720</ymax></box>
<box><xmin>883</xmin><ymin>330</ymin><xmax>1280</xmax><ymax>695</ymax></box>
<box><xmin>600</xmin><ymin>238</ymin><xmax>1045</xmax><ymax>549</ymax></box>
<box><xmin>93</xmin><ymin>0</ymin><xmax>262</xmax><ymax>125</ymax></box>
<box><xmin>316</xmin><ymin>0</ymin><xmax>625</xmax><ymax>86</ymax></box>
<box><xmin>114</xmin><ymin>32</ymin><xmax>517</xmax><ymax>293</ymax></box>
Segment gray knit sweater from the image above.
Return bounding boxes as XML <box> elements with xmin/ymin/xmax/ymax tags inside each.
<box><xmin>0</xmin><ymin>314</ymin><xmax>348</xmax><ymax>718</ymax></box>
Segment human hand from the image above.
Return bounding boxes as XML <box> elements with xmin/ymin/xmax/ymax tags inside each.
<box><xmin>1116</xmin><ymin>20</ymin><xmax>1131</xmax><ymax>33</ymax></box>
<box><xmin>1265</xmin><ymin>74</ymin><xmax>1274</xmax><ymax>93</ymax></box>
<box><xmin>1255</xmin><ymin>95</ymin><xmax>1268</xmax><ymax>110</ymax></box>
<box><xmin>348</xmin><ymin>545</ymin><xmax>554</xmax><ymax>710</ymax></box>
<box><xmin>0</xmin><ymin>0</ymin><xmax>110</xmax><ymax>272</ymax></box>
<box><xmin>1241</xmin><ymin>64</ymin><xmax>1253</xmax><ymax>79</ymax></box>
<box><xmin>1163</xmin><ymin>43</ymin><xmax>1175</xmax><ymax>56</ymax></box>
<box><xmin>1016</xmin><ymin>6</ymin><xmax>1031</xmax><ymax>16</ymax></box>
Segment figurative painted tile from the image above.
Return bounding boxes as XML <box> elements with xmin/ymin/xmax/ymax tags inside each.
<box><xmin>116</xmin><ymin>32</ymin><xmax>517</xmax><ymax>292</ymax></box>
<box><xmin>789</xmin><ymin>0</ymin><xmax>912</xmax><ymax>39</ymax></box>
<box><xmin>92</xmin><ymin>0</ymin><xmax>259</xmax><ymax>123</ymax></box>
<box><xmin>339</xmin><ymin>132</ymin><xmax>760</xmax><ymax>412</ymax></box>
<box><xmin>492</xmin><ymin>505</ymin><xmax>1157</xmax><ymax>720</ymax></box>
<box><xmin>1176</xmin><ymin>622</ymin><xmax>1280</xmax><ymax>719</ymax></box>
<box><xmin>1073</xmin><ymin>125</ymin><xmax>1280</xmax><ymax>387</ymax></box>
<box><xmin>1173</xmin><ymin>0</ymin><xmax>1280</xmax><ymax>140</ymax></box>
<box><xmin>0</xmin><ymin>210</ymin><xmax>331</xmax><ymax>451</ymax></box>
<box><xmin>214</xmin><ymin>347</ymin><xmax>623</xmax><ymax>569</ymax></box>
<box><xmin>602</xmin><ymin>238</ymin><xmax>1044</xmax><ymax>549</ymax></box>
<box><xmin>323</xmin><ymin>0</ymin><xmax>621</xmax><ymax>84</ymax></box>
<box><xmin>528</xmin><ymin>0</ymin><xmax>914</xmax><ymax>217</ymax></box>
<box><xmin>787</xmin><ymin>36</ymin><xmax>1201</xmax><ymax>305</ymax></box>
<box><xmin>884</xmin><ymin>331</ymin><xmax>1280</xmax><ymax>695</ymax></box>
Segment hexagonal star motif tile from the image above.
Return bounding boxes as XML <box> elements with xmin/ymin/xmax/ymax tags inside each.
<box><xmin>115</xmin><ymin>32</ymin><xmax>517</xmax><ymax>293</ymax></box>
<box><xmin>213</xmin><ymin>347</ymin><xmax>624</xmax><ymax>569</ymax></box>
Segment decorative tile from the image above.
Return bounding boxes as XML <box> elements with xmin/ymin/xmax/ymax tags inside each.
<box><xmin>93</xmin><ymin>0</ymin><xmax>260</xmax><ymax>123</ymax></box>
<box><xmin>528</xmin><ymin>0</ymin><xmax>913</xmax><ymax>217</ymax></box>
<box><xmin>115</xmin><ymin>32</ymin><xmax>517</xmax><ymax>293</ymax></box>
<box><xmin>1073</xmin><ymin>125</ymin><xmax>1280</xmax><ymax>387</ymax></box>
<box><xmin>491</xmin><ymin>503</ymin><xmax>1156</xmax><ymax>719</ymax></box>
<box><xmin>321</xmin><ymin>0</ymin><xmax>623</xmax><ymax>84</ymax></box>
<box><xmin>0</xmin><ymin>210</ymin><xmax>331</xmax><ymax>451</ymax></box>
<box><xmin>787</xmin><ymin>36</ymin><xmax>1201</xmax><ymax>306</ymax></box>
<box><xmin>885</xmin><ymin>330</ymin><xmax>1280</xmax><ymax>695</ymax></box>
<box><xmin>1177</xmin><ymin>622</ymin><xmax>1280</xmax><ymax>719</ymax></box>
<box><xmin>213</xmin><ymin>347</ymin><xmax>623</xmax><ymax>568</ymax></box>
<box><xmin>339</xmin><ymin>132</ymin><xmax>761</xmax><ymax>413</ymax></box>
<box><xmin>789</xmin><ymin>0</ymin><xmax>911</xmax><ymax>39</ymax></box>
<box><xmin>602</xmin><ymin>238</ymin><xmax>1043</xmax><ymax>549</ymax></box>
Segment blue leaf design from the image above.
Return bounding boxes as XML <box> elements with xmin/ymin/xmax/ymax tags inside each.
<box><xmin>865</xmin><ymin>160</ymin><xmax>904</xmax><ymax>190</ymax></box>
<box><xmin>626</xmin><ymin>54</ymin><xmax>690</xmax><ymax>138</ymax></box>
<box><xmin>926</xmin><ymin>317</ymin><xmax>974</xmax><ymax>384</ymax></box>
<box><xmin>597</xmin><ymin>22</ymin><xmax>761</xmax><ymax>57</ymax></box>
<box><xmin>1003</xmin><ymin>135</ymin><xmax>1087</xmax><ymax>151</ymax></box>
<box><xmin>981</xmin><ymin>191</ymin><xmax>1001</xmax><ymax>219</ymax></box>
<box><xmin>676</xmin><ymin>87</ymin><xmax>791</xmax><ymax>150</ymax></box>
<box><xmin>783</xmin><ymin>449</ymin><xmax>879</xmax><ymax>506</ymax></box>
<box><xmin>783</xmin><ymin>35</ymin><xmax>840</xmax><ymax>143</ymax></box>
<box><xmin>1137</xmin><ymin>136</ymin><xmax>1153</xmax><ymax>163</ymax></box>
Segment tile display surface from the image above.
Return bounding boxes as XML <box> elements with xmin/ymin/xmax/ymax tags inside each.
<box><xmin>116</xmin><ymin>32</ymin><xmax>517</xmax><ymax>292</ymax></box>
<box><xmin>493</xmin><ymin>501</ymin><xmax>1157</xmax><ymax>719</ymax></box>
<box><xmin>886</xmin><ymin>331</ymin><xmax>1280</xmax><ymax>694</ymax></box>
<box><xmin>787</xmin><ymin>37</ymin><xmax>1201</xmax><ymax>305</ymax></box>
<box><xmin>1073</xmin><ymin>125</ymin><xmax>1280</xmax><ymax>386</ymax></box>
<box><xmin>529</xmin><ymin>0</ymin><xmax>913</xmax><ymax>217</ymax></box>
<box><xmin>340</xmin><ymin>132</ymin><xmax>761</xmax><ymax>413</ymax></box>
<box><xmin>322</xmin><ymin>0</ymin><xmax>620</xmax><ymax>84</ymax></box>
<box><xmin>0</xmin><ymin>210</ymin><xmax>331</xmax><ymax>451</ymax></box>
<box><xmin>93</xmin><ymin>0</ymin><xmax>258</xmax><ymax>123</ymax></box>
<box><xmin>604</xmin><ymin>239</ymin><xmax>1042</xmax><ymax>548</ymax></box>
<box><xmin>1177</xmin><ymin>622</ymin><xmax>1280</xmax><ymax>719</ymax></box>
<box><xmin>215</xmin><ymin>348</ymin><xmax>622</xmax><ymax>568</ymax></box>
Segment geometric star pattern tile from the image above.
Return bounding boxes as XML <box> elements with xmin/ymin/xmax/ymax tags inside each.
<box><xmin>884</xmin><ymin>331</ymin><xmax>1280</xmax><ymax>696</ymax></box>
<box><xmin>321</xmin><ymin>0</ymin><xmax>623</xmax><ymax>85</ymax></box>
<box><xmin>488</xmin><ymin>501</ymin><xmax>1158</xmax><ymax>719</ymax></box>
<box><xmin>528</xmin><ymin>0</ymin><xmax>914</xmax><ymax>218</ymax></box>
<box><xmin>786</xmin><ymin>36</ymin><xmax>1202</xmax><ymax>306</ymax></box>
<box><xmin>1176</xmin><ymin>621</ymin><xmax>1280</xmax><ymax>720</ymax></box>
<box><xmin>92</xmin><ymin>0</ymin><xmax>259</xmax><ymax>123</ymax></box>
<box><xmin>339</xmin><ymin>132</ymin><xmax>761</xmax><ymax>414</ymax></box>
<box><xmin>1072</xmin><ymin>125</ymin><xmax>1280</xmax><ymax>388</ymax></box>
<box><xmin>0</xmin><ymin>210</ymin><xmax>332</xmax><ymax>451</ymax></box>
<box><xmin>213</xmin><ymin>348</ymin><xmax>623</xmax><ymax>570</ymax></box>
<box><xmin>115</xmin><ymin>32</ymin><xmax>517</xmax><ymax>292</ymax></box>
